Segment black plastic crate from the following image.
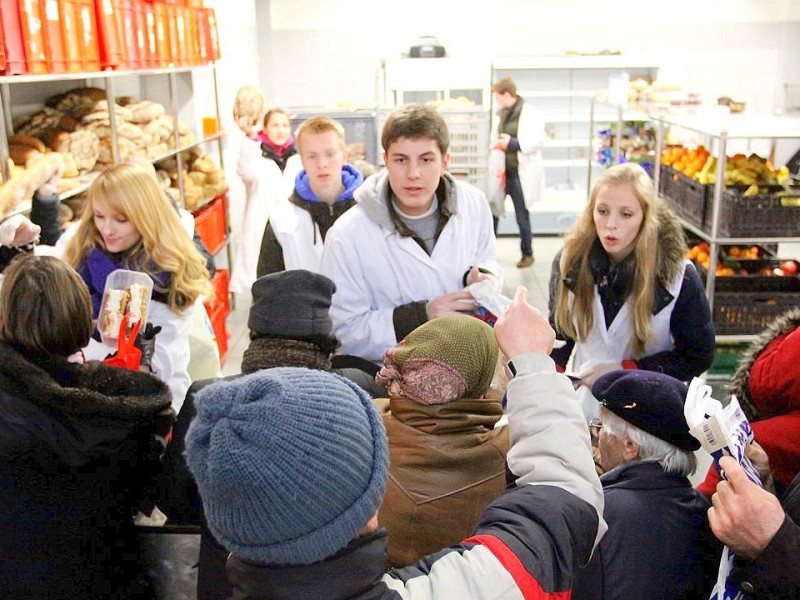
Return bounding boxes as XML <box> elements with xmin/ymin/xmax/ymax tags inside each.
<box><xmin>698</xmin><ymin>258</ymin><xmax>800</xmax><ymax>293</ymax></box>
<box><xmin>674</xmin><ymin>171</ymin><xmax>709</xmax><ymax>229</ymax></box>
<box><xmin>713</xmin><ymin>291</ymin><xmax>800</xmax><ymax>335</ymax></box>
<box><xmin>702</xmin><ymin>189</ymin><xmax>800</xmax><ymax>238</ymax></box>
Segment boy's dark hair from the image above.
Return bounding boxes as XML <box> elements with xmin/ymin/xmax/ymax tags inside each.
<box><xmin>492</xmin><ymin>77</ymin><xmax>517</xmax><ymax>96</ymax></box>
<box><xmin>0</xmin><ymin>254</ymin><xmax>93</xmax><ymax>357</ymax></box>
<box><xmin>381</xmin><ymin>104</ymin><xmax>450</xmax><ymax>156</ymax></box>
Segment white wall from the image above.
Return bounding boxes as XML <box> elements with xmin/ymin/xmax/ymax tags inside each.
<box><xmin>208</xmin><ymin>1</ymin><xmax>800</xmax><ymax>253</ymax></box>
<box><xmin>244</xmin><ymin>0</ymin><xmax>800</xmax><ymax>114</ymax></box>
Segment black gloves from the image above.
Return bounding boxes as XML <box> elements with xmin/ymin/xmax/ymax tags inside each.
<box><xmin>135</xmin><ymin>323</ymin><xmax>163</xmax><ymax>371</ymax></box>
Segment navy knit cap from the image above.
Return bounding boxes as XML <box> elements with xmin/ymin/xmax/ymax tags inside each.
<box><xmin>248</xmin><ymin>270</ymin><xmax>335</xmax><ymax>338</ymax></box>
<box><xmin>185</xmin><ymin>367</ymin><xmax>389</xmax><ymax>565</ymax></box>
<box><xmin>592</xmin><ymin>370</ymin><xmax>701</xmax><ymax>451</ymax></box>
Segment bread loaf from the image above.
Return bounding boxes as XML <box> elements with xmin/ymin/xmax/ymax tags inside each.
<box><xmin>8</xmin><ymin>134</ymin><xmax>47</xmax><ymax>154</ymax></box>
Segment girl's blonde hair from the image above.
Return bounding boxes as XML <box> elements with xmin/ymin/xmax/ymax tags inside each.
<box><xmin>63</xmin><ymin>162</ymin><xmax>214</xmax><ymax>314</ymax></box>
<box><xmin>554</xmin><ymin>163</ymin><xmax>660</xmax><ymax>358</ymax></box>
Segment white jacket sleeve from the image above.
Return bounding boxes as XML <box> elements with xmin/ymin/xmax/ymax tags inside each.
<box><xmin>236</xmin><ymin>137</ymin><xmax>265</xmax><ymax>184</ymax></box>
<box><xmin>470</xmin><ymin>193</ymin><xmax>503</xmax><ymax>283</ymax></box>
<box><xmin>148</xmin><ymin>301</ymin><xmax>193</xmax><ymax>415</ymax></box>
<box><xmin>517</xmin><ymin>104</ymin><xmax>546</xmax><ymax>155</ymax></box>
<box><xmin>321</xmin><ymin>229</ymin><xmax>397</xmax><ymax>362</ymax></box>
<box><xmin>505</xmin><ymin>351</ymin><xmax>606</xmax><ymax>543</ymax></box>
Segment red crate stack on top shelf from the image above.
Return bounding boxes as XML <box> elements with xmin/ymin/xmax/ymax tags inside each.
<box><xmin>94</xmin><ymin>0</ymin><xmax>125</xmax><ymax>69</ymax></box>
<box><xmin>193</xmin><ymin>193</ymin><xmax>227</xmax><ymax>256</ymax></box>
<box><xmin>17</xmin><ymin>0</ymin><xmax>49</xmax><ymax>74</ymax></box>
<box><xmin>58</xmin><ymin>0</ymin><xmax>102</xmax><ymax>71</ymax></box>
<box><xmin>41</xmin><ymin>0</ymin><xmax>69</xmax><ymax>72</ymax></box>
<box><xmin>119</xmin><ymin>0</ymin><xmax>142</xmax><ymax>69</ymax></box>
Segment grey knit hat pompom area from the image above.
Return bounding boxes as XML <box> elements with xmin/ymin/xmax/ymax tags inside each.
<box><xmin>185</xmin><ymin>367</ymin><xmax>389</xmax><ymax>565</ymax></box>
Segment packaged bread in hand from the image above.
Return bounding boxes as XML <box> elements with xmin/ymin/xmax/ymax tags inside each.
<box><xmin>98</xmin><ymin>269</ymin><xmax>154</xmax><ymax>344</ymax></box>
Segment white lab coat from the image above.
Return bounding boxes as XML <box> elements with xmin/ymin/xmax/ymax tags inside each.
<box><xmin>230</xmin><ymin>137</ymin><xmax>302</xmax><ymax>293</ymax></box>
<box><xmin>491</xmin><ymin>100</ymin><xmax>546</xmax><ymax>209</ymax></box>
<box><xmin>571</xmin><ymin>261</ymin><xmax>687</xmax><ymax>420</ymax></box>
<box><xmin>321</xmin><ymin>170</ymin><xmax>501</xmax><ymax>362</ymax></box>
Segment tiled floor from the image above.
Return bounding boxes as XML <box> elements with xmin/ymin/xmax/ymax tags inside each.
<box><xmin>221</xmin><ymin>234</ymin><xmax>564</xmax><ymax>376</ymax></box>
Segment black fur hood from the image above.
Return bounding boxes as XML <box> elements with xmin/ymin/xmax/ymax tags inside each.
<box><xmin>0</xmin><ymin>341</ymin><xmax>173</xmax><ymax>465</ymax></box>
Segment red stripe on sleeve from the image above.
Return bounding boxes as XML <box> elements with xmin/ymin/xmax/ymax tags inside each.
<box><xmin>462</xmin><ymin>534</ymin><xmax>570</xmax><ymax>600</ymax></box>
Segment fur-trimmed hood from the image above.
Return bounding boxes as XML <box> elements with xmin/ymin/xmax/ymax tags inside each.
<box><xmin>0</xmin><ymin>341</ymin><xmax>173</xmax><ymax>466</ymax></box>
<box><xmin>563</xmin><ymin>202</ymin><xmax>688</xmax><ymax>311</ymax></box>
<box><xmin>654</xmin><ymin>202</ymin><xmax>688</xmax><ymax>289</ymax></box>
<box><xmin>727</xmin><ymin>307</ymin><xmax>800</xmax><ymax>421</ymax></box>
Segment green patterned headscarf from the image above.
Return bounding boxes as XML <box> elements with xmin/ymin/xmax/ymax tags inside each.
<box><xmin>376</xmin><ymin>315</ymin><xmax>499</xmax><ymax>404</ymax></box>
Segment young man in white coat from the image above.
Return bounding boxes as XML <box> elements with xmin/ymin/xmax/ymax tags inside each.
<box><xmin>492</xmin><ymin>76</ymin><xmax>545</xmax><ymax>268</ymax></box>
<box><xmin>320</xmin><ymin>103</ymin><xmax>501</xmax><ymax>363</ymax></box>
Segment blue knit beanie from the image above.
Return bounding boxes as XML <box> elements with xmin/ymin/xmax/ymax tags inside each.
<box><xmin>185</xmin><ymin>367</ymin><xmax>389</xmax><ymax>565</ymax></box>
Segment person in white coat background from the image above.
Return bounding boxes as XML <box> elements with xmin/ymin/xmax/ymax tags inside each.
<box><xmin>491</xmin><ymin>76</ymin><xmax>545</xmax><ymax>268</ymax></box>
<box><xmin>321</xmin><ymin>103</ymin><xmax>501</xmax><ymax>365</ymax></box>
<box><xmin>230</xmin><ymin>106</ymin><xmax>302</xmax><ymax>293</ymax></box>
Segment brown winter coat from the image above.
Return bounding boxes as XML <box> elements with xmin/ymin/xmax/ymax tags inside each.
<box><xmin>377</xmin><ymin>396</ymin><xmax>509</xmax><ymax>567</ymax></box>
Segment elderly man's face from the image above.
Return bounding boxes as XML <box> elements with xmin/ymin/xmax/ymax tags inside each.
<box><xmin>596</xmin><ymin>408</ymin><xmax>636</xmax><ymax>472</ymax></box>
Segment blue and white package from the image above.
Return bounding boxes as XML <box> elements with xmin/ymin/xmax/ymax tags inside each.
<box><xmin>684</xmin><ymin>377</ymin><xmax>760</xmax><ymax>600</ymax></box>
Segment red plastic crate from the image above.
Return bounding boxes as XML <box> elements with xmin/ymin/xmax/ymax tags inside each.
<box><xmin>94</xmin><ymin>0</ymin><xmax>125</xmax><ymax>69</ymax></box>
<box><xmin>119</xmin><ymin>0</ymin><xmax>142</xmax><ymax>69</ymax></box>
<box><xmin>186</xmin><ymin>6</ymin><xmax>200</xmax><ymax>66</ymax></box>
<box><xmin>58</xmin><ymin>0</ymin><xmax>101</xmax><ymax>71</ymax></box>
<box><xmin>18</xmin><ymin>0</ymin><xmax>48</xmax><ymax>73</ymax></box>
<box><xmin>141</xmin><ymin>0</ymin><xmax>158</xmax><ymax>67</ymax></box>
<box><xmin>0</xmin><ymin>0</ymin><xmax>20</xmax><ymax>73</ymax></box>
<box><xmin>198</xmin><ymin>7</ymin><xmax>219</xmax><ymax>63</ymax></box>
<box><xmin>193</xmin><ymin>194</ymin><xmax>227</xmax><ymax>255</ymax></box>
<box><xmin>173</xmin><ymin>5</ymin><xmax>187</xmax><ymax>66</ymax></box>
<box><xmin>153</xmin><ymin>1</ymin><xmax>172</xmax><ymax>67</ymax></box>
<box><xmin>207</xmin><ymin>302</ymin><xmax>229</xmax><ymax>363</ymax></box>
<box><xmin>41</xmin><ymin>0</ymin><xmax>68</xmax><ymax>72</ymax></box>
<box><xmin>57</xmin><ymin>0</ymin><xmax>81</xmax><ymax>71</ymax></box>
<box><xmin>203</xmin><ymin>268</ymin><xmax>230</xmax><ymax>363</ymax></box>
<box><xmin>0</xmin><ymin>10</ymin><xmax>5</xmax><ymax>72</ymax></box>
<box><xmin>204</xmin><ymin>268</ymin><xmax>230</xmax><ymax>316</ymax></box>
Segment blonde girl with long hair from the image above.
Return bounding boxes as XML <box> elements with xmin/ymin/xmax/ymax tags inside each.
<box><xmin>548</xmin><ymin>162</ymin><xmax>715</xmax><ymax>420</ymax></box>
<box><xmin>64</xmin><ymin>162</ymin><xmax>214</xmax><ymax>412</ymax></box>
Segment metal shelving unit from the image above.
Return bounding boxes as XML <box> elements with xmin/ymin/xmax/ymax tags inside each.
<box><xmin>491</xmin><ymin>55</ymin><xmax>659</xmax><ymax>234</ymax></box>
<box><xmin>650</xmin><ymin>110</ymin><xmax>800</xmax><ymax>344</ymax></box>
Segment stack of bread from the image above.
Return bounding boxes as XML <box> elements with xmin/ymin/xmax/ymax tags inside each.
<box><xmin>5</xmin><ymin>85</ymin><xmax>224</xmax><ymax>214</ymax></box>
<box><xmin>155</xmin><ymin>149</ymin><xmax>226</xmax><ymax>211</ymax></box>
<box><xmin>0</xmin><ymin>152</ymin><xmax>65</xmax><ymax>219</ymax></box>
